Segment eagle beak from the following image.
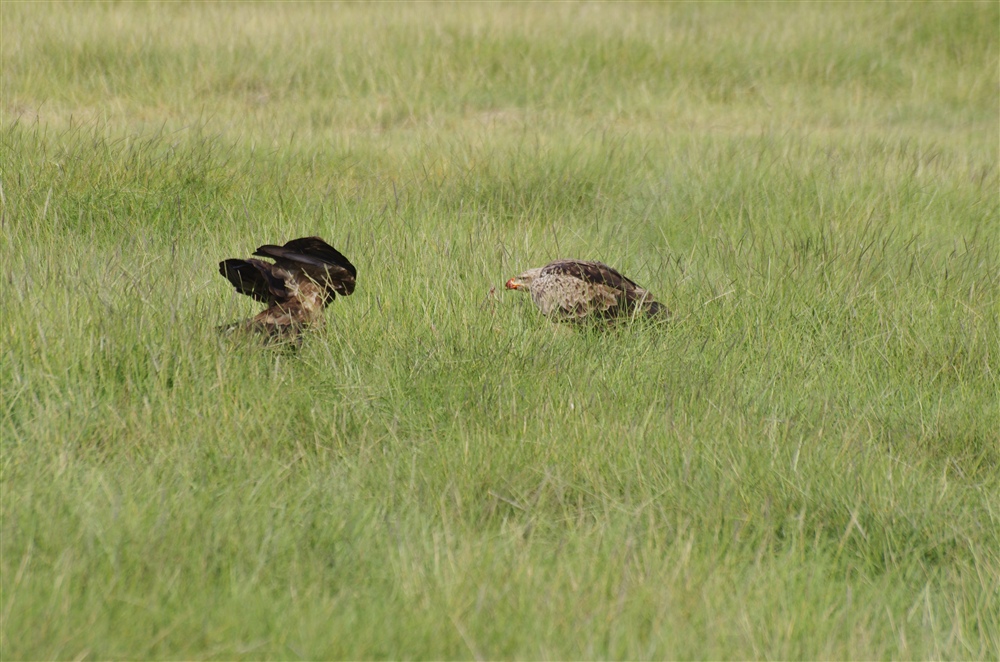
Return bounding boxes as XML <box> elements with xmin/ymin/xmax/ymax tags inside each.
<box><xmin>505</xmin><ymin>278</ymin><xmax>520</xmax><ymax>290</ymax></box>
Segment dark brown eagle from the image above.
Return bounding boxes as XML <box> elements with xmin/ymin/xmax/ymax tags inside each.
<box><xmin>505</xmin><ymin>259</ymin><xmax>668</xmax><ymax>322</ymax></box>
<box><xmin>218</xmin><ymin>236</ymin><xmax>356</xmax><ymax>337</ymax></box>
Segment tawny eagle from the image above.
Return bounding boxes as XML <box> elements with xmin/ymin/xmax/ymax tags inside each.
<box><xmin>505</xmin><ymin>259</ymin><xmax>667</xmax><ymax>322</ymax></box>
<box><xmin>219</xmin><ymin>236</ymin><xmax>356</xmax><ymax>337</ymax></box>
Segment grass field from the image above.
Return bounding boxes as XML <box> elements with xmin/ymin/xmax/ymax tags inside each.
<box><xmin>2</xmin><ymin>2</ymin><xmax>998</xmax><ymax>659</ymax></box>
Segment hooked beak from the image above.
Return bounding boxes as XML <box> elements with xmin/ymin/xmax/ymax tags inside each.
<box><xmin>505</xmin><ymin>278</ymin><xmax>521</xmax><ymax>290</ymax></box>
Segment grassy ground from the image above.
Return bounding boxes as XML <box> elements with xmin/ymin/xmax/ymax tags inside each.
<box><xmin>2</xmin><ymin>2</ymin><xmax>998</xmax><ymax>659</ymax></box>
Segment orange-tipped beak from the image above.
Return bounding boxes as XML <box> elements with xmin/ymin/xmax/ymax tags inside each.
<box><xmin>505</xmin><ymin>278</ymin><xmax>520</xmax><ymax>290</ymax></box>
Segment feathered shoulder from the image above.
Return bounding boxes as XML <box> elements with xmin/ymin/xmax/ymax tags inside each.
<box><xmin>540</xmin><ymin>259</ymin><xmax>643</xmax><ymax>292</ymax></box>
<box><xmin>253</xmin><ymin>236</ymin><xmax>357</xmax><ymax>296</ymax></box>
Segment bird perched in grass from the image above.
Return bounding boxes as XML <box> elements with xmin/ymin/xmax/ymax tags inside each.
<box><xmin>505</xmin><ymin>259</ymin><xmax>668</xmax><ymax>322</ymax></box>
<box><xmin>218</xmin><ymin>236</ymin><xmax>356</xmax><ymax>339</ymax></box>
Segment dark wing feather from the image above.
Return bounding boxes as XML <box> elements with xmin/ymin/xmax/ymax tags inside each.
<box><xmin>219</xmin><ymin>258</ymin><xmax>291</xmax><ymax>304</ymax></box>
<box><xmin>540</xmin><ymin>260</ymin><xmax>641</xmax><ymax>293</ymax></box>
<box><xmin>253</xmin><ymin>236</ymin><xmax>357</xmax><ymax>298</ymax></box>
<box><xmin>541</xmin><ymin>259</ymin><xmax>667</xmax><ymax>319</ymax></box>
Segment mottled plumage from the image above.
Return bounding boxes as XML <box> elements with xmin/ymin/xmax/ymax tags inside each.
<box><xmin>218</xmin><ymin>236</ymin><xmax>356</xmax><ymax>338</ymax></box>
<box><xmin>505</xmin><ymin>259</ymin><xmax>667</xmax><ymax>322</ymax></box>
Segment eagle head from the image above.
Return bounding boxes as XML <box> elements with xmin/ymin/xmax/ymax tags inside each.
<box><xmin>505</xmin><ymin>267</ymin><xmax>543</xmax><ymax>291</ymax></box>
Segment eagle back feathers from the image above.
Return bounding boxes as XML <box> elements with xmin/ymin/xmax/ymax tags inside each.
<box><xmin>218</xmin><ymin>236</ymin><xmax>356</xmax><ymax>337</ymax></box>
<box><xmin>540</xmin><ymin>260</ymin><xmax>643</xmax><ymax>294</ymax></box>
<box><xmin>253</xmin><ymin>237</ymin><xmax>357</xmax><ymax>298</ymax></box>
<box><xmin>219</xmin><ymin>258</ymin><xmax>290</xmax><ymax>305</ymax></box>
<box><xmin>522</xmin><ymin>259</ymin><xmax>667</xmax><ymax>321</ymax></box>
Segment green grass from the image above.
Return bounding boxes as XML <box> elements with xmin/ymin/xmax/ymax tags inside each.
<box><xmin>2</xmin><ymin>1</ymin><xmax>998</xmax><ymax>659</ymax></box>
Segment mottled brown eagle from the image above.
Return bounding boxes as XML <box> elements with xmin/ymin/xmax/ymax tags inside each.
<box><xmin>218</xmin><ymin>236</ymin><xmax>356</xmax><ymax>337</ymax></box>
<box><xmin>505</xmin><ymin>259</ymin><xmax>668</xmax><ymax>322</ymax></box>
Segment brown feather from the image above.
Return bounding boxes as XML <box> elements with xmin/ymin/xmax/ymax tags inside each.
<box><xmin>540</xmin><ymin>260</ymin><xmax>643</xmax><ymax>293</ymax></box>
<box><xmin>253</xmin><ymin>236</ymin><xmax>356</xmax><ymax>300</ymax></box>
<box><xmin>218</xmin><ymin>236</ymin><xmax>356</xmax><ymax>339</ymax></box>
<box><xmin>219</xmin><ymin>258</ymin><xmax>290</xmax><ymax>305</ymax></box>
<box><xmin>509</xmin><ymin>259</ymin><xmax>668</xmax><ymax>322</ymax></box>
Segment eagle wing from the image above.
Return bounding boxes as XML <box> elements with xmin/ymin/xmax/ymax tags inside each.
<box><xmin>253</xmin><ymin>236</ymin><xmax>357</xmax><ymax>302</ymax></box>
<box><xmin>218</xmin><ymin>236</ymin><xmax>357</xmax><ymax>338</ymax></box>
<box><xmin>540</xmin><ymin>260</ymin><xmax>641</xmax><ymax>293</ymax></box>
<box><xmin>218</xmin><ymin>258</ymin><xmax>291</xmax><ymax>305</ymax></box>
<box><xmin>538</xmin><ymin>259</ymin><xmax>665</xmax><ymax>318</ymax></box>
